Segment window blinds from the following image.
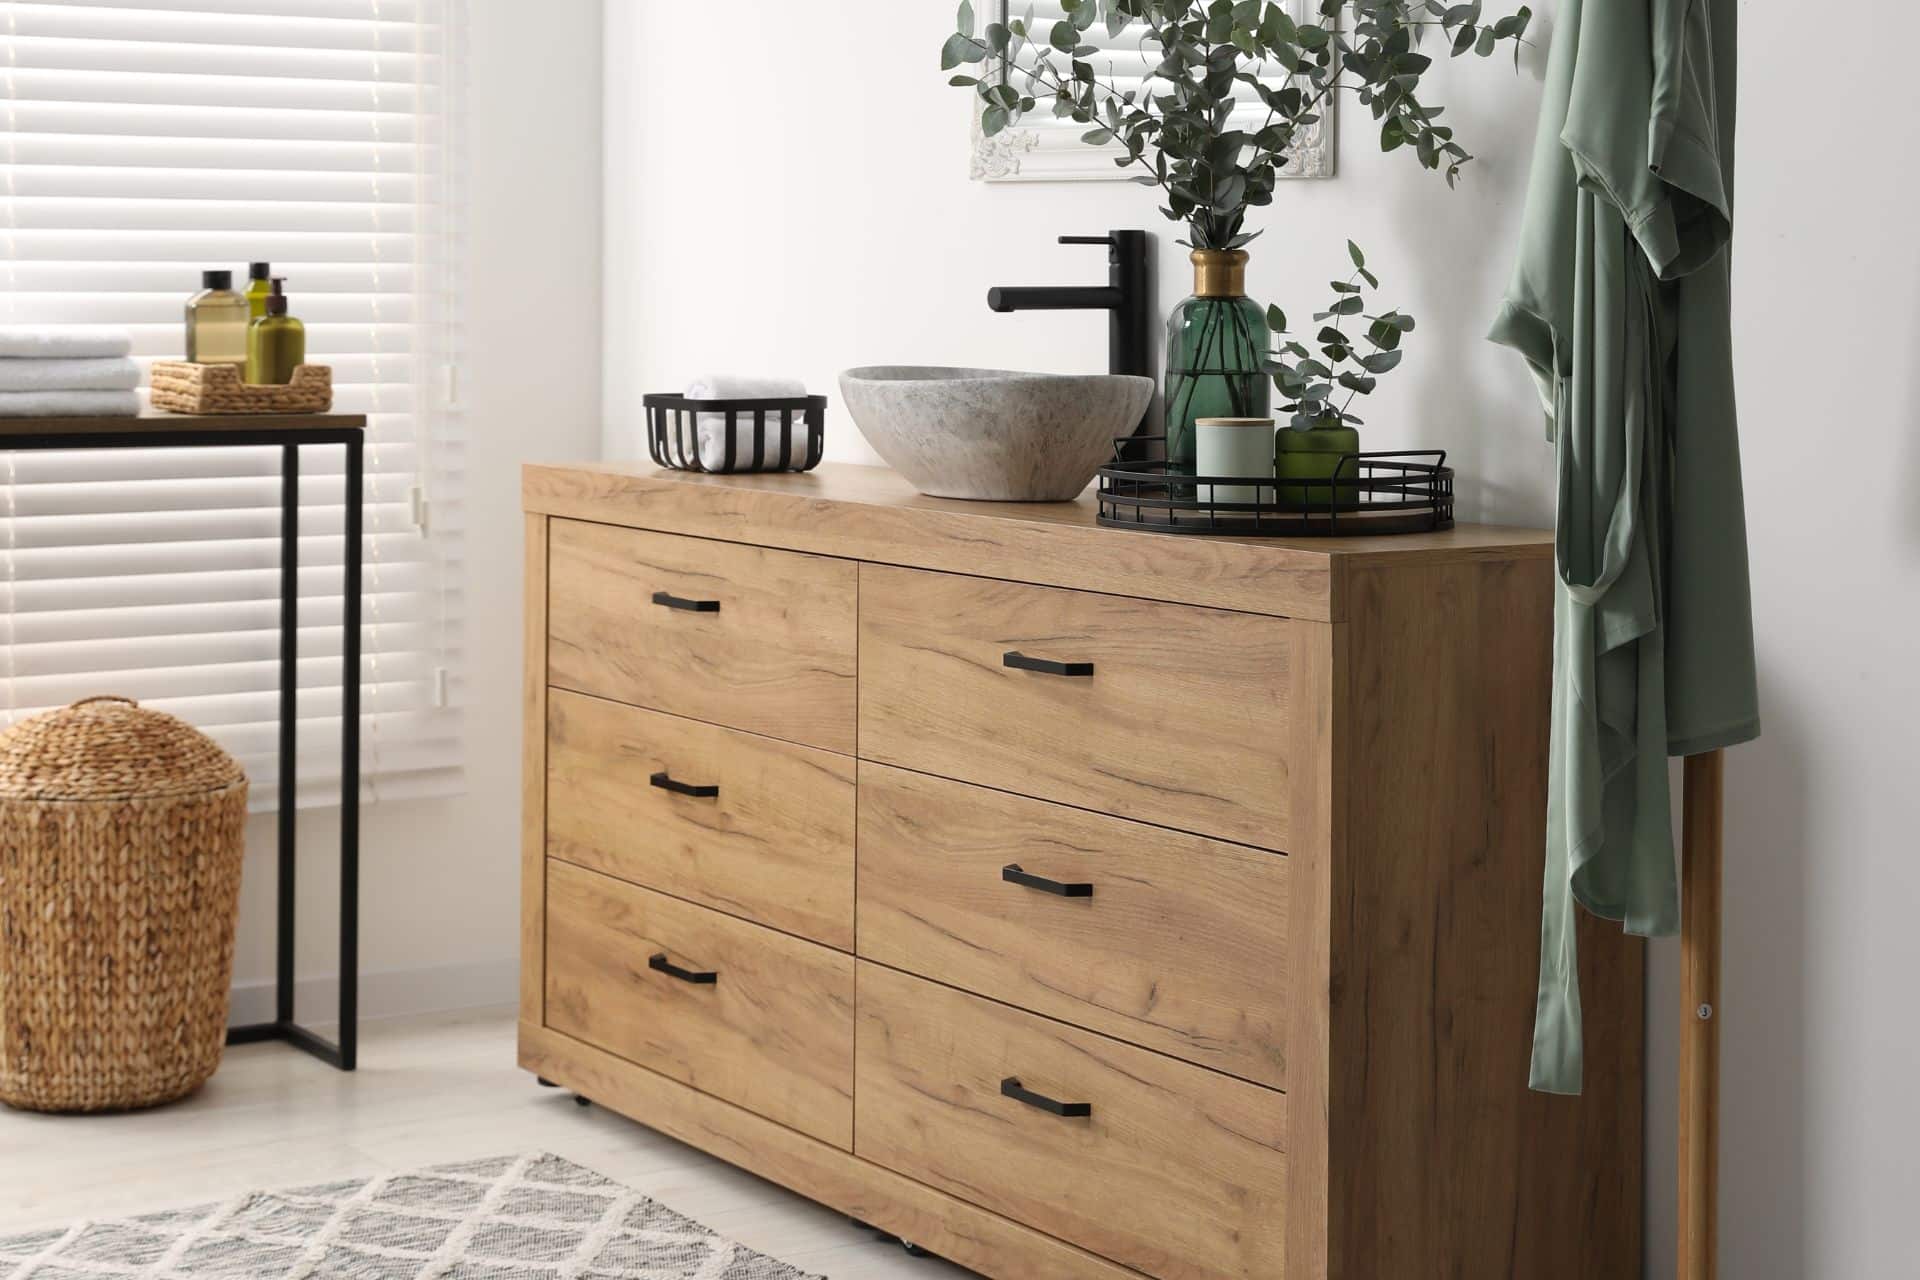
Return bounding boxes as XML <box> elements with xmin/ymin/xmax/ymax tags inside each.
<box><xmin>0</xmin><ymin>0</ymin><xmax>465</xmax><ymax>809</ymax></box>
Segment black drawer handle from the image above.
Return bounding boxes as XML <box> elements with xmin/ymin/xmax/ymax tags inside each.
<box><xmin>1002</xmin><ymin>863</ymin><xmax>1093</xmax><ymax>898</ymax></box>
<box><xmin>1001</xmin><ymin>1077</ymin><xmax>1091</xmax><ymax>1118</ymax></box>
<box><xmin>650</xmin><ymin>771</ymin><xmax>719</xmax><ymax>799</ymax></box>
<box><xmin>649</xmin><ymin>953</ymin><xmax>718</xmax><ymax>985</ymax></box>
<box><xmin>652</xmin><ymin>590</ymin><xmax>720</xmax><ymax>613</ymax></box>
<box><xmin>1003</xmin><ymin>651</ymin><xmax>1094</xmax><ymax>678</ymax></box>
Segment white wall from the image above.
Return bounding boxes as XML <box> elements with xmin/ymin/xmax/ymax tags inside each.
<box><xmin>600</xmin><ymin>3</ymin><xmax>1918</xmax><ymax>1277</ymax></box>
<box><xmin>227</xmin><ymin>1</ymin><xmax>604</xmax><ymax>1025</ymax></box>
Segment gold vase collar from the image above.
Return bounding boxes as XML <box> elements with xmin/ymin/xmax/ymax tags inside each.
<box><xmin>1191</xmin><ymin>249</ymin><xmax>1249</xmax><ymax>299</ymax></box>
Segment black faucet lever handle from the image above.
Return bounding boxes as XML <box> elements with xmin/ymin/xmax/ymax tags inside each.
<box><xmin>1058</xmin><ymin>235</ymin><xmax>1114</xmax><ymax>246</ymax></box>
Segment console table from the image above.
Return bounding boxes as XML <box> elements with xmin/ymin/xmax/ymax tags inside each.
<box><xmin>0</xmin><ymin>412</ymin><xmax>367</xmax><ymax>1070</ymax></box>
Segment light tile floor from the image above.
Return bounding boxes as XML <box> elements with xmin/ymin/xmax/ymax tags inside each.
<box><xmin>0</xmin><ymin>1006</ymin><xmax>976</xmax><ymax>1278</ymax></box>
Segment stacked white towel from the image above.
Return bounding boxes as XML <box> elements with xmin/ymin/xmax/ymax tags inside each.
<box><xmin>684</xmin><ymin>374</ymin><xmax>810</xmax><ymax>471</ymax></box>
<box><xmin>0</xmin><ymin>327</ymin><xmax>139</xmax><ymax>417</ymax></box>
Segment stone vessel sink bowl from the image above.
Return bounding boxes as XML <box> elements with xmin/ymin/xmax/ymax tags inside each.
<box><xmin>838</xmin><ymin>365</ymin><xmax>1154</xmax><ymax>502</ymax></box>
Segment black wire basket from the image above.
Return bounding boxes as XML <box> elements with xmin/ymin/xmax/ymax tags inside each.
<box><xmin>644</xmin><ymin>393</ymin><xmax>826</xmax><ymax>474</ymax></box>
<box><xmin>1096</xmin><ymin>435</ymin><xmax>1454</xmax><ymax>536</ymax></box>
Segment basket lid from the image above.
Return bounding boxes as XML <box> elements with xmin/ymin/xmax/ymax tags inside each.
<box><xmin>0</xmin><ymin>696</ymin><xmax>246</xmax><ymax>801</ymax></box>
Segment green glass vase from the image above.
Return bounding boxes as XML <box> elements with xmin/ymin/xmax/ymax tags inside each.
<box><xmin>1164</xmin><ymin>249</ymin><xmax>1270</xmax><ymax>470</ymax></box>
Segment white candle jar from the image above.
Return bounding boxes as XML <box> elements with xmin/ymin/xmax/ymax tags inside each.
<box><xmin>1194</xmin><ymin>417</ymin><xmax>1277</xmax><ymax>506</ymax></box>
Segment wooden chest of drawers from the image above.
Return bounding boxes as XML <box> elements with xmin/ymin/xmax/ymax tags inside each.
<box><xmin>520</xmin><ymin>463</ymin><xmax>1643</xmax><ymax>1280</ymax></box>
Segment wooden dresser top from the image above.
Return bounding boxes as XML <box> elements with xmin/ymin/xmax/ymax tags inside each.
<box><xmin>524</xmin><ymin>461</ymin><xmax>1551</xmax><ymax>623</ymax></box>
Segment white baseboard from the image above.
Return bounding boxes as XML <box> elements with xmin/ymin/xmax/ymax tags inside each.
<box><xmin>227</xmin><ymin>957</ymin><xmax>518</xmax><ymax>1028</ymax></box>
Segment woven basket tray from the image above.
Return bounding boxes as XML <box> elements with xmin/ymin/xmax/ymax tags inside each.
<box><xmin>150</xmin><ymin>360</ymin><xmax>333</xmax><ymax>415</ymax></box>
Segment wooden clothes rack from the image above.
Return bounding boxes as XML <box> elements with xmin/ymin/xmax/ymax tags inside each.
<box><xmin>1679</xmin><ymin>748</ymin><xmax>1724</xmax><ymax>1280</ymax></box>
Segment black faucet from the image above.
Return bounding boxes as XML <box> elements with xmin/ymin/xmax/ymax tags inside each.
<box><xmin>988</xmin><ymin>230</ymin><xmax>1154</xmax><ymax>434</ymax></box>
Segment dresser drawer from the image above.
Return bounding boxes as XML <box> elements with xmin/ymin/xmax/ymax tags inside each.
<box><xmin>544</xmin><ymin>861</ymin><xmax>854</xmax><ymax>1147</ymax></box>
<box><xmin>855</xmin><ymin>963</ymin><xmax>1287</xmax><ymax>1280</ymax></box>
<box><xmin>546</xmin><ymin>689</ymin><xmax>855</xmax><ymax>949</ymax></box>
<box><xmin>857</xmin><ymin>763</ymin><xmax>1289</xmax><ymax>1088</ymax></box>
<box><xmin>858</xmin><ymin>566</ymin><xmax>1292</xmax><ymax>850</ymax></box>
<box><xmin>547</xmin><ymin>520</ymin><xmax>857</xmax><ymax>753</ymax></box>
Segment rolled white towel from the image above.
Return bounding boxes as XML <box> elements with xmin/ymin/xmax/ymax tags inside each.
<box><xmin>0</xmin><ymin>326</ymin><xmax>133</xmax><ymax>359</ymax></box>
<box><xmin>683</xmin><ymin>374</ymin><xmax>809</xmax><ymax>471</ymax></box>
<box><xmin>0</xmin><ymin>389</ymin><xmax>140</xmax><ymax>417</ymax></box>
<box><xmin>0</xmin><ymin>356</ymin><xmax>140</xmax><ymax>392</ymax></box>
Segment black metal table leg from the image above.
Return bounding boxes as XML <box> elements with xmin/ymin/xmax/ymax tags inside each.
<box><xmin>337</xmin><ymin>433</ymin><xmax>362</xmax><ymax>1070</ymax></box>
<box><xmin>277</xmin><ymin>443</ymin><xmax>299</xmax><ymax>1024</ymax></box>
<box><xmin>225</xmin><ymin>434</ymin><xmax>361</xmax><ymax>1070</ymax></box>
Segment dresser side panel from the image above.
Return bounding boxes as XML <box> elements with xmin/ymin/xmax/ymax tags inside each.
<box><xmin>1327</xmin><ymin>557</ymin><xmax>1644</xmax><ymax>1279</ymax></box>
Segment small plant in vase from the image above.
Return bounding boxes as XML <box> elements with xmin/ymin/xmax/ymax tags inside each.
<box><xmin>942</xmin><ymin>0</ymin><xmax>1530</xmax><ymax>470</ymax></box>
<box><xmin>1267</xmin><ymin>239</ymin><xmax>1412</xmax><ymax>503</ymax></box>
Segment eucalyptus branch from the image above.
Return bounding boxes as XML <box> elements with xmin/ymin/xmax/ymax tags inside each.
<box><xmin>943</xmin><ymin>0</ymin><xmax>1532</xmax><ymax>247</ymax></box>
<box><xmin>1265</xmin><ymin>242</ymin><xmax>1415</xmax><ymax>431</ymax></box>
<box><xmin>950</xmin><ymin>30</ymin><xmax>1174</xmax><ymax>200</ymax></box>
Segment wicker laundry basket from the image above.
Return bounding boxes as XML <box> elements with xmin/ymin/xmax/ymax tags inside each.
<box><xmin>0</xmin><ymin>696</ymin><xmax>248</xmax><ymax>1112</ymax></box>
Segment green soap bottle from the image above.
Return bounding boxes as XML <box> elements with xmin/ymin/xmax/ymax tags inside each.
<box><xmin>245</xmin><ymin>261</ymin><xmax>273</xmax><ymax>320</ymax></box>
<box><xmin>245</xmin><ymin>277</ymin><xmax>305</xmax><ymax>385</ymax></box>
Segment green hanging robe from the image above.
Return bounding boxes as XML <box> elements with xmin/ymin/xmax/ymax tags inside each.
<box><xmin>1488</xmin><ymin>0</ymin><xmax>1760</xmax><ymax>1095</ymax></box>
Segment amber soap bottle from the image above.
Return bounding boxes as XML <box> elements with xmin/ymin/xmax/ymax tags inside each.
<box><xmin>245</xmin><ymin>277</ymin><xmax>305</xmax><ymax>385</ymax></box>
<box><xmin>184</xmin><ymin>269</ymin><xmax>247</xmax><ymax>366</ymax></box>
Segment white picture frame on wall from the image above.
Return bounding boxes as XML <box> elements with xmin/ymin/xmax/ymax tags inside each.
<box><xmin>970</xmin><ymin>1</ymin><xmax>1335</xmax><ymax>183</ymax></box>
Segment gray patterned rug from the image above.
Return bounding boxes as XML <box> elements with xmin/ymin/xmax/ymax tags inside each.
<box><xmin>0</xmin><ymin>1152</ymin><xmax>823</xmax><ymax>1279</ymax></box>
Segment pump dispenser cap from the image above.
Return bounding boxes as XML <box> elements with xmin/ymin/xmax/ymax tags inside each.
<box><xmin>248</xmin><ymin>261</ymin><xmax>271</xmax><ymax>281</ymax></box>
<box><xmin>201</xmin><ymin>269</ymin><xmax>232</xmax><ymax>290</ymax></box>
<box><xmin>264</xmin><ymin>277</ymin><xmax>289</xmax><ymax>316</ymax></box>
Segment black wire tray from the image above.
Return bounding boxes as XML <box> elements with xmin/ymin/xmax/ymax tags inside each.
<box><xmin>644</xmin><ymin>392</ymin><xmax>826</xmax><ymax>474</ymax></box>
<box><xmin>1096</xmin><ymin>435</ymin><xmax>1454</xmax><ymax>536</ymax></box>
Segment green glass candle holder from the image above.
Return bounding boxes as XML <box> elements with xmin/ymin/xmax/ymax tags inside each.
<box><xmin>1275</xmin><ymin>423</ymin><xmax>1361</xmax><ymax>508</ymax></box>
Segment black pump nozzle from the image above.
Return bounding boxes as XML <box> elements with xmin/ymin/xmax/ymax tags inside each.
<box><xmin>264</xmin><ymin>276</ymin><xmax>289</xmax><ymax>317</ymax></box>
